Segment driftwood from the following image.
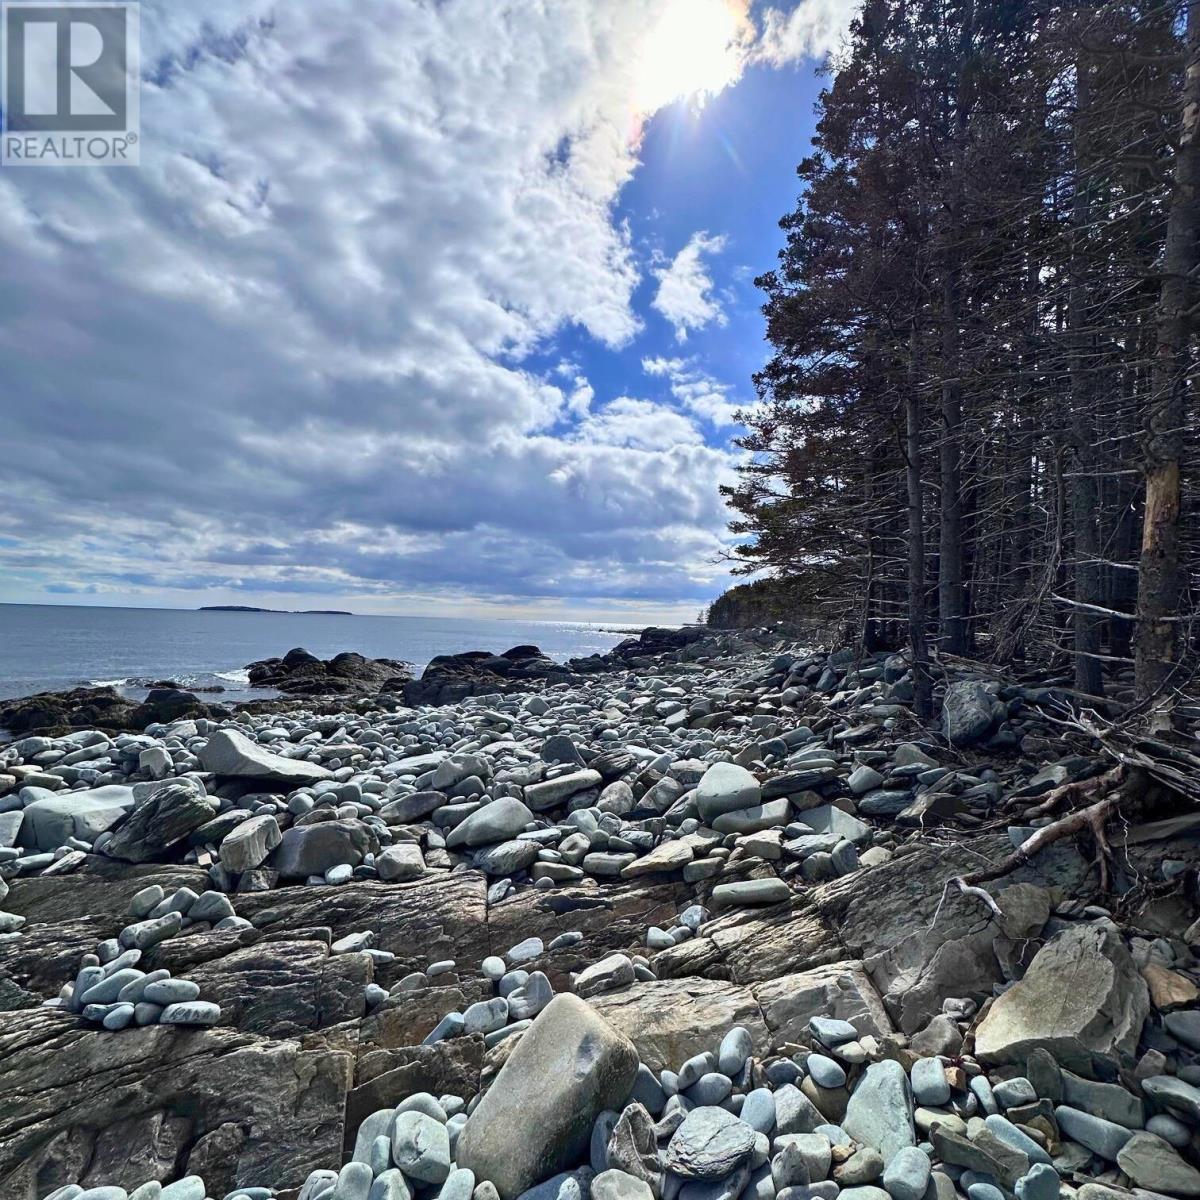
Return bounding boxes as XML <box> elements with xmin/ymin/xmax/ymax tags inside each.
<box><xmin>944</xmin><ymin>764</ymin><xmax>1148</xmax><ymax>917</ymax></box>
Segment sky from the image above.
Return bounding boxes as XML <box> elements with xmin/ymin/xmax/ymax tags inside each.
<box><xmin>0</xmin><ymin>0</ymin><xmax>854</xmax><ymax>623</ymax></box>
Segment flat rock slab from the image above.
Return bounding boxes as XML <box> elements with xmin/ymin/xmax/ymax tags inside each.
<box><xmin>753</xmin><ymin>961</ymin><xmax>893</xmax><ymax>1045</ymax></box>
<box><xmin>0</xmin><ymin>1008</ymin><xmax>351</xmax><ymax>1199</ymax></box>
<box><xmin>18</xmin><ymin>786</ymin><xmax>136</xmax><ymax>851</ymax></box>
<box><xmin>487</xmin><ymin>881</ymin><xmax>688</xmax><ymax>990</ymax></box>
<box><xmin>3</xmin><ymin>862</ymin><xmax>210</xmax><ymax>926</ymax></box>
<box><xmin>974</xmin><ymin>923</ymin><xmax>1149</xmax><ymax>1075</ymax></box>
<box><xmin>812</xmin><ymin>836</ymin><xmax>1093</xmax><ymax>1034</ymax></box>
<box><xmin>199</xmin><ymin>728</ymin><xmax>332</xmax><ymax>784</ymax></box>
<box><xmin>235</xmin><ymin>874</ymin><xmax>490</xmax><ymax>982</ymax></box>
<box><xmin>589</xmin><ymin>975</ymin><xmax>770</xmax><ymax>1073</ymax></box>
<box><xmin>179</xmin><ymin>938</ymin><xmax>371</xmax><ymax>1038</ymax></box>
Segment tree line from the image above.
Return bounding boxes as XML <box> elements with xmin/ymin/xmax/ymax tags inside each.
<box><xmin>725</xmin><ymin>0</ymin><xmax>1199</xmax><ymax>714</ymax></box>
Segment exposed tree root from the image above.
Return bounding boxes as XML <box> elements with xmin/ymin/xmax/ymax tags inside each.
<box><xmin>942</xmin><ymin>765</ymin><xmax>1141</xmax><ymax>918</ymax></box>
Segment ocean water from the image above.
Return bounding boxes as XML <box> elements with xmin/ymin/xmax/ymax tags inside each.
<box><xmin>0</xmin><ymin>604</ymin><xmax>641</xmax><ymax>703</ymax></box>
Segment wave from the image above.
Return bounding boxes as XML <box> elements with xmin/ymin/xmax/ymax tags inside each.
<box><xmin>214</xmin><ymin>668</ymin><xmax>251</xmax><ymax>684</ymax></box>
<box><xmin>88</xmin><ymin>677</ymin><xmax>128</xmax><ymax>688</ymax></box>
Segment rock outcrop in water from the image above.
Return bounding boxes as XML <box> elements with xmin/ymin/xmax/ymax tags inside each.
<box><xmin>246</xmin><ymin>647</ymin><xmax>413</xmax><ymax>696</ymax></box>
<box><xmin>1</xmin><ymin>631</ymin><xmax>1198</xmax><ymax>1200</ymax></box>
<box><xmin>0</xmin><ymin>686</ymin><xmax>224</xmax><ymax>739</ymax></box>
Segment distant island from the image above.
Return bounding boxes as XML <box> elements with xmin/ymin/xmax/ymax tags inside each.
<box><xmin>198</xmin><ymin>606</ymin><xmax>354</xmax><ymax>615</ymax></box>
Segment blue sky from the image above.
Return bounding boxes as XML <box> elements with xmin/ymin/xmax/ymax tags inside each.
<box><xmin>0</xmin><ymin>0</ymin><xmax>848</xmax><ymax>622</ymax></box>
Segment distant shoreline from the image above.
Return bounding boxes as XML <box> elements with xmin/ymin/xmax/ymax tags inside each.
<box><xmin>198</xmin><ymin>606</ymin><xmax>354</xmax><ymax>616</ymax></box>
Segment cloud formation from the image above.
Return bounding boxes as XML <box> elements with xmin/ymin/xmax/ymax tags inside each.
<box><xmin>0</xmin><ymin>0</ymin><xmax>838</xmax><ymax>618</ymax></box>
<box><xmin>756</xmin><ymin>0</ymin><xmax>858</xmax><ymax>64</ymax></box>
<box><xmin>651</xmin><ymin>232</ymin><xmax>729</xmax><ymax>342</ymax></box>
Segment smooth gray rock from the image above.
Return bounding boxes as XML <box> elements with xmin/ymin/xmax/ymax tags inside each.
<box><xmin>446</xmin><ymin>798</ymin><xmax>535</xmax><ymax>849</ymax></box>
<box><xmin>983</xmin><ymin>1115</ymin><xmax>1051</xmax><ymax>1166</ymax></box>
<box><xmin>882</xmin><ymin>1146</ymin><xmax>930</xmax><ymax>1200</ymax></box>
<box><xmin>718</xmin><ymin>1027</ymin><xmax>754</xmax><ymax>1076</ymax></box>
<box><xmin>695</xmin><ymin>763</ymin><xmax>761</xmax><ymax>823</ymax></box>
<box><xmin>370</xmin><ymin>1170</ymin><xmax>413</xmax><ymax>1200</ymax></box>
<box><xmin>161</xmin><ymin>1177</ymin><xmax>204</xmax><ymax>1200</ymax></box>
<box><xmin>807</xmin><ymin>1055</ymin><xmax>846</xmax><ymax>1090</ymax></box>
<box><xmin>271</xmin><ymin>820</ymin><xmax>374</xmax><ymax>879</ymax></box>
<box><xmin>592</xmin><ymin>1170</ymin><xmax>654</xmax><ymax>1200</ymax></box>
<box><xmin>392</xmin><ymin>1111</ymin><xmax>451</xmax><ymax>1185</ymax></box>
<box><xmin>159</xmin><ymin>1000</ymin><xmax>221</xmax><ymax>1026</ymax></box>
<box><xmin>710</xmin><ymin>879</ymin><xmax>789</xmax><ymax>908</ymax></box>
<box><xmin>843</xmin><ymin>1061</ymin><xmax>916</xmax><ymax>1166</ymax></box>
<box><xmin>775</xmin><ymin>1084</ymin><xmax>825</xmax><ymax>1136</ymax></box>
<box><xmin>741</xmin><ymin>1089</ymin><xmax>776</xmax><ymax>1134</ymax></box>
<box><xmin>200</xmin><ymin>729</ymin><xmax>332</xmax><ymax>783</ymax></box>
<box><xmin>377</xmin><ymin>843</ymin><xmax>426</xmax><ymax>882</ymax></box>
<box><xmin>1142</xmin><ymin>1075</ymin><xmax>1200</xmax><ymax>1122</ymax></box>
<box><xmin>910</xmin><ymin>1059</ymin><xmax>948</xmax><ymax>1107</ymax></box>
<box><xmin>456</xmin><ymin>994</ymin><xmax>639</xmax><ymax>1200</ymax></box>
<box><xmin>1060</xmin><ymin>1069</ymin><xmax>1144</xmax><ymax>1129</ymax></box>
<box><xmin>1013</xmin><ymin>1164</ymin><xmax>1059</xmax><ymax>1200</ymax></box>
<box><xmin>1053</xmin><ymin>1106</ymin><xmax>1132</xmax><ymax>1161</ymax></box>
<box><xmin>19</xmin><ymin>785</ymin><xmax>136</xmax><ymax>850</ymax></box>
<box><xmin>143</xmin><ymin>978</ymin><xmax>201</xmax><ymax>1006</ymax></box>
<box><xmin>524</xmin><ymin>771</ymin><xmax>602</xmax><ymax>812</ymax></box>
<box><xmin>475</xmin><ymin>840</ymin><xmax>540</xmax><ymax>875</ymax></box>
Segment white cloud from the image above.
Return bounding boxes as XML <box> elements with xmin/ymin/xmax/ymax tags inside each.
<box><xmin>651</xmin><ymin>231</ymin><xmax>729</xmax><ymax>341</ymax></box>
<box><xmin>755</xmin><ymin>0</ymin><xmax>859</xmax><ymax>64</ymax></box>
<box><xmin>576</xmin><ymin>397</ymin><xmax>706</xmax><ymax>450</ymax></box>
<box><xmin>643</xmin><ymin>356</ymin><xmax>744</xmax><ymax>427</ymax></box>
<box><xmin>0</xmin><ymin>0</ymin><xmax>839</xmax><ymax>616</ymax></box>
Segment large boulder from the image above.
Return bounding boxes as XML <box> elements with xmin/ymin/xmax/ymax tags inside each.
<box><xmin>104</xmin><ymin>781</ymin><xmax>219</xmax><ymax>863</ymax></box>
<box><xmin>974</xmin><ymin>923</ymin><xmax>1149</xmax><ymax>1075</ymax></box>
<box><xmin>445</xmin><ymin>798</ymin><xmax>534</xmax><ymax>849</ymax></box>
<box><xmin>270</xmin><ymin>820</ymin><xmax>376</xmax><ymax>879</ymax></box>
<box><xmin>18</xmin><ymin>785</ymin><xmax>137</xmax><ymax>850</ymax></box>
<box><xmin>695</xmin><ymin>763</ymin><xmax>761</xmax><ymax>823</ymax></box>
<box><xmin>219</xmin><ymin>814</ymin><xmax>283</xmax><ymax>873</ymax></box>
<box><xmin>199</xmin><ymin>729</ymin><xmax>332</xmax><ymax>785</ymax></box>
<box><xmin>0</xmin><ymin>686</ymin><xmax>219</xmax><ymax>737</ymax></box>
<box><xmin>403</xmin><ymin>646</ymin><xmax>571</xmax><ymax>706</ymax></box>
<box><xmin>455</xmin><ymin>994</ymin><xmax>639</xmax><ymax>1199</ymax></box>
<box><xmin>941</xmin><ymin>681</ymin><xmax>1003</xmax><ymax>747</ymax></box>
<box><xmin>843</xmin><ymin>1060</ymin><xmax>916</xmax><ymax>1165</ymax></box>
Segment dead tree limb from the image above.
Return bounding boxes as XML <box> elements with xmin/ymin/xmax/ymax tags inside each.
<box><xmin>945</xmin><ymin>765</ymin><xmax>1135</xmax><ymax>916</ymax></box>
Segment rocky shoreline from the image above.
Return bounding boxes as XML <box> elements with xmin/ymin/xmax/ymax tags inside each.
<box><xmin>0</xmin><ymin>631</ymin><xmax>1198</xmax><ymax>1200</ymax></box>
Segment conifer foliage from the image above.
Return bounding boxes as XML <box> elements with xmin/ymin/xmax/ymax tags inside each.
<box><xmin>726</xmin><ymin>0</ymin><xmax>1200</xmax><ymax>708</ymax></box>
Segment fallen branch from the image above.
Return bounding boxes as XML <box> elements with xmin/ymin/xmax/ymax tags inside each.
<box><xmin>945</xmin><ymin>766</ymin><xmax>1135</xmax><ymax>916</ymax></box>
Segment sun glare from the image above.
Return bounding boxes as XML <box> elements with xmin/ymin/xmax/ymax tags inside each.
<box><xmin>632</xmin><ymin>0</ymin><xmax>749</xmax><ymax>115</ymax></box>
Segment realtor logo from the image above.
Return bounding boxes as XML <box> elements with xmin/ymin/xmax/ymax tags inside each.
<box><xmin>2</xmin><ymin>2</ymin><xmax>139</xmax><ymax>165</ymax></box>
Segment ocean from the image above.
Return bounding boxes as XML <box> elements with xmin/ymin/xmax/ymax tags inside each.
<box><xmin>0</xmin><ymin>604</ymin><xmax>641</xmax><ymax>703</ymax></box>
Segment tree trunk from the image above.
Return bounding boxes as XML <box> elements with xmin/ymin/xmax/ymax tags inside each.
<box><xmin>937</xmin><ymin>0</ymin><xmax>973</xmax><ymax>656</ymax></box>
<box><xmin>1069</xmin><ymin>59</ymin><xmax>1105</xmax><ymax>696</ymax></box>
<box><xmin>1136</xmin><ymin>0</ymin><xmax>1200</xmax><ymax>699</ymax></box>
<box><xmin>908</xmin><ymin>323</ymin><xmax>932</xmax><ymax>717</ymax></box>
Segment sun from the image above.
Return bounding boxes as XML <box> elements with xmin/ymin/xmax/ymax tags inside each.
<box><xmin>632</xmin><ymin>0</ymin><xmax>750</xmax><ymax>115</ymax></box>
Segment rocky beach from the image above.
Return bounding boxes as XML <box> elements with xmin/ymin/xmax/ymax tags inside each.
<box><xmin>1</xmin><ymin>627</ymin><xmax>1198</xmax><ymax>1200</ymax></box>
